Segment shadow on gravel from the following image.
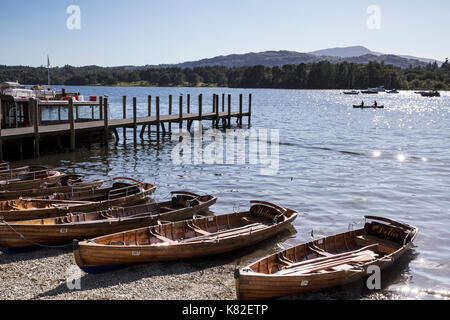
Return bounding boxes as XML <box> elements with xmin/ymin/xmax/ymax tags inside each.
<box><xmin>279</xmin><ymin>248</ymin><xmax>419</xmax><ymax>300</ymax></box>
<box><xmin>0</xmin><ymin>246</ymin><xmax>73</xmax><ymax>265</ymax></box>
<box><xmin>33</xmin><ymin>227</ymin><xmax>296</xmax><ymax>299</ymax></box>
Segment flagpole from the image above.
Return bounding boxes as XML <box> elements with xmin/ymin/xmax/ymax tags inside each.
<box><xmin>47</xmin><ymin>55</ymin><xmax>50</xmax><ymax>87</ymax></box>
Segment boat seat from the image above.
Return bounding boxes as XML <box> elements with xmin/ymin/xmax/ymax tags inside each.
<box><xmin>187</xmin><ymin>221</ymin><xmax>210</xmax><ymax>236</ymax></box>
<box><xmin>355</xmin><ymin>234</ymin><xmax>400</xmax><ymax>254</ymax></box>
<box><xmin>149</xmin><ymin>229</ymin><xmax>177</xmax><ymax>244</ymax></box>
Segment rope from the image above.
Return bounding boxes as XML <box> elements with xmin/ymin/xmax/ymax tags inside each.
<box><xmin>0</xmin><ymin>219</ymin><xmax>73</xmax><ymax>249</ymax></box>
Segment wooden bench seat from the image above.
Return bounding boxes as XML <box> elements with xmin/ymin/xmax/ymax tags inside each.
<box><xmin>355</xmin><ymin>234</ymin><xmax>401</xmax><ymax>254</ymax></box>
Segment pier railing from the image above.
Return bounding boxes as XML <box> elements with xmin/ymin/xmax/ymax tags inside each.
<box><xmin>0</xmin><ymin>93</ymin><xmax>252</xmax><ymax>159</ymax></box>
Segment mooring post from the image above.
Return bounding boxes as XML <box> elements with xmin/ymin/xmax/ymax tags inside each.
<box><xmin>239</xmin><ymin>94</ymin><xmax>243</xmax><ymax>127</ymax></box>
<box><xmin>91</xmin><ymin>104</ymin><xmax>94</xmax><ymax>120</ymax></box>
<box><xmin>68</xmin><ymin>98</ymin><xmax>75</xmax><ymax>152</ymax></box>
<box><xmin>187</xmin><ymin>94</ymin><xmax>191</xmax><ymax>113</ymax></box>
<box><xmin>222</xmin><ymin>93</ymin><xmax>225</xmax><ymax>112</ymax></box>
<box><xmin>133</xmin><ymin>97</ymin><xmax>137</xmax><ymax>143</ymax></box>
<box><xmin>248</xmin><ymin>93</ymin><xmax>252</xmax><ymax>127</ymax></box>
<box><xmin>99</xmin><ymin>96</ymin><xmax>103</xmax><ymax>120</ymax></box>
<box><xmin>122</xmin><ymin>96</ymin><xmax>127</xmax><ymax>141</ymax></box>
<box><xmin>179</xmin><ymin>95</ymin><xmax>183</xmax><ymax>130</ymax></box>
<box><xmin>199</xmin><ymin>94</ymin><xmax>203</xmax><ymax>123</ymax></box>
<box><xmin>58</xmin><ymin>105</ymin><xmax>61</xmax><ymax>121</ymax></box>
<box><xmin>0</xmin><ymin>99</ymin><xmax>3</xmax><ymax>160</ymax></box>
<box><xmin>99</xmin><ymin>97</ymin><xmax>104</xmax><ymax>121</ymax></box>
<box><xmin>156</xmin><ymin>96</ymin><xmax>161</xmax><ymax>142</ymax></box>
<box><xmin>75</xmin><ymin>104</ymin><xmax>79</xmax><ymax>121</ymax></box>
<box><xmin>215</xmin><ymin>94</ymin><xmax>219</xmax><ymax>128</ymax></box>
<box><xmin>103</xmin><ymin>98</ymin><xmax>109</xmax><ymax>145</ymax></box>
<box><xmin>168</xmin><ymin>95</ymin><xmax>172</xmax><ymax>133</ymax></box>
<box><xmin>29</xmin><ymin>99</ymin><xmax>39</xmax><ymax>157</ymax></box>
<box><xmin>148</xmin><ymin>95</ymin><xmax>152</xmax><ymax>137</ymax></box>
<box><xmin>228</xmin><ymin>94</ymin><xmax>231</xmax><ymax>128</ymax></box>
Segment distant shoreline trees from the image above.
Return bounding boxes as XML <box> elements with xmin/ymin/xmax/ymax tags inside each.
<box><xmin>1</xmin><ymin>59</ymin><xmax>449</xmax><ymax>90</ymax></box>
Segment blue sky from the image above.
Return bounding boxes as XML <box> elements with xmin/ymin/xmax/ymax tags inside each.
<box><xmin>1</xmin><ymin>0</ymin><xmax>448</xmax><ymax>67</ymax></box>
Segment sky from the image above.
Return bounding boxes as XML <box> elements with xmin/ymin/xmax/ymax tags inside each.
<box><xmin>0</xmin><ymin>0</ymin><xmax>448</xmax><ymax>67</ymax></box>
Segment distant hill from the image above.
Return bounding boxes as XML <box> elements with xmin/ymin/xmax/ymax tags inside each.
<box><xmin>160</xmin><ymin>49</ymin><xmax>429</xmax><ymax>69</ymax></box>
<box><xmin>308</xmin><ymin>45</ymin><xmax>383</xmax><ymax>58</ymax></box>
<box><xmin>308</xmin><ymin>45</ymin><xmax>441</xmax><ymax>65</ymax></box>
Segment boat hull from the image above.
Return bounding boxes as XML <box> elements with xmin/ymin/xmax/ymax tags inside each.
<box><xmin>0</xmin><ymin>183</ymin><xmax>155</xmax><ymax>221</ymax></box>
<box><xmin>74</xmin><ymin>202</ymin><xmax>298</xmax><ymax>273</ymax></box>
<box><xmin>0</xmin><ymin>194</ymin><xmax>215</xmax><ymax>250</ymax></box>
<box><xmin>236</xmin><ymin>217</ymin><xmax>418</xmax><ymax>300</ymax></box>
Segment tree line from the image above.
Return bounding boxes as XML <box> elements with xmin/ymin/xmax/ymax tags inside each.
<box><xmin>1</xmin><ymin>60</ymin><xmax>449</xmax><ymax>90</ymax></box>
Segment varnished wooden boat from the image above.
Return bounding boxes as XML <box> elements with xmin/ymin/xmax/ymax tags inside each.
<box><xmin>73</xmin><ymin>201</ymin><xmax>298</xmax><ymax>273</ymax></box>
<box><xmin>235</xmin><ymin>216</ymin><xmax>418</xmax><ymax>300</ymax></box>
<box><xmin>0</xmin><ymin>177</ymin><xmax>155</xmax><ymax>221</ymax></box>
<box><xmin>0</xmin><ymin>175</ymin><xmax>104</xmax><ymax>201</ymax></box>
<box><xmin>0</xmin><ymin>191</ymin><xmax>216</xmax><ymax>253</ymax></box>
<box><xmin>0</xmin><ymin>161</ymin><xmax>9</xmax><ymax>171</ymax></box>
<box><xmin>0</xmin><ymin>166</ymin><xmax>48</xmax><ymax>181</ymax></box>
<box><xmin>0</xmin><ymin>169</ymin><xmax>65</xmax><ymax>192</ymax></box>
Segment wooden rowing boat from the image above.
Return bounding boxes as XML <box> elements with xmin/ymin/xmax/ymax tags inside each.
<box><xmin>0</xmin><ymin>177</ymin><xmax>155</xmax><ymax>221</ymax></box>
<box><xmin>0</xmin><ymin>166</ymin><xmax>48</xmax><ymax>181</ymax></box>
<box><xmin>0</xmin><ymin>161</ymin><xmax>9</xmax><ymax>171</ymax></box>
<box><xmin>0</xmin><ymin>191</ymin><xmax>216</xmax><ymax>252</ymax></box>
<box><xmin>353</xmin><ymin>105</ymin><xmax>384</xmax><ymax>109</ymax></box>
<box><xmin>0</xmin><ymin>169</ymin><xmax>65</xmax><ymax>192</ymax></box>
<box><xmin>73</xmin><ymin>201</ymin><xmax>298</xmax><ymax>273</ymax></box>
<box><xmin>235</xmin><ymin>216</ymin><xmax>418</xmax><ymax>300</ymax></box>
<box><xmin>0</xmin><ymin>175</ymin><xmax>104</xmax><ymax>201</ymax></box>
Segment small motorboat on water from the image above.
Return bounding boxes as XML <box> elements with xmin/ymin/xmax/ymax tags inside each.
<box><xmin>420</xmin><ymin>91</ymin><xmax>440</xmax><ymax>97</ymax></box>
<box><xmin>343</xmin><ymin>90</ymin><xmax>359</xmax><ymax>95</ymax></box>
<box><xmin>386</xmin><ymin>89</ymin><xmax>399</xmax><ymax>94</ymax></box>
<box><xmin>360</xmin><ymin>90</ymin><xmax>378</xmax><ymax>94</ymax></box>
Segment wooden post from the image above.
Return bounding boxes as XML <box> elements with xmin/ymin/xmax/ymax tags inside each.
<box><xmin>228</xmin><ymin>94</ymin><xmax>231</xmax><ymax>128</ymax></box>
<box><xmin>68</xmin><ymin>98</ymin><xmax>75</xmax><ymax>151</ymax></box>
<box><xmin>133</xmin><ymin>97</ymin><xmax>137</xmax><ymax>143</ymax></box>
<box><xmin>147</xmin><ymin>95</ymin><xmax>152</xmax><ymax>137</ymax></box>
<box><xmin>222</xmin><ymin>93</ymin><xmax>225</xmax><ymax>112</ymax></box>
<box><xmin>248</xmin><ymin>93</ymin><xmax>252</xmax><ymax>127</ymax></box>
<box><xmin>168</xmin><ymin>95</ymin><xmax>172</xmax><ymax>133</ymax></box>
<box><xmin>199</xmin><ymin>94</ymin><xmax>203</xmax><ymax>123</ymax></box>
<box><xmin>13</xmin><ymin>102</ymin><xmax>18</xmax><ymax>128</ymax></box>
<box><xmin>239</xmin><ymin>94</ymin><xmax>243</xmax><ymax>127</ymax></box>
<box><xmin>156</xmin><ymin>96</ymin><xmax>161</xmax><ymax>142</ymax></box>
<box><xmin>215</xmin><ymin>94</ymin><xmax>219</xmax><ymax>128</ymax></box>
<box><xmin>58</xmin><ymin>106</ymin><xmax>61</xmax><ymax>121</ymax></box>
<box><xmin>103</xmin><ymin>98</ymin><xmax>109</xmax><ymax>144</ymax></box>
<box><xmin>187</xmin><ymin>94</ymin><xmax>191</xmax><ymax>113</ymax></box>
<box><xmin>0</xmin><ymin>99</ymin><xmax>3</xmax><ymax>160</ymax></box>
<box><xmin>99</xmin><ymin>96</ymin><xmax>103</xmax><ymax>120</ymax></box>
<box><xmin>91</xmin><ymin>105</ymin><xmax>94</xmax><ymax>120</ymax></box>
<box><xmin>122</xmin><ymin>96</ymin><xmax>127</xmax><ymax>141</ymax></box>
<box><xmin>179</xmin><ymin>95</ymin><xmax>183</xmax><ymax>130</ymax></box>
<box><xmin>75</xmin><ymin>105</ymin><xmax>79</xmax><ymax>121</ymax></box>
<box><xmin>30</xmin><ymin>99</ymin><xmax>39</xmax><ymax>157</ymax></box>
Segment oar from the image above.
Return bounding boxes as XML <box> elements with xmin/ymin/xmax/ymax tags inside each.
<box><xmin>281</xmin><ymin>244</ymin><xmax>379</xmax><ymax>270</ymax></box>
<box><xmin>280</xmin><ymin>252</ymin><xmax>376</xmax><ymax>276</ymax></box>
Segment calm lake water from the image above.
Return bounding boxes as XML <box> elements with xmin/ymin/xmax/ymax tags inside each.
<box><xmin>13</xmin><ymin>86</ymin><xmax>450</xmax><ymax>299</ymax></box>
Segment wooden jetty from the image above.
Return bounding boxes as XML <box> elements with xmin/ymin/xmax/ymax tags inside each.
<box><xmin>0</xmin><ymin>93</ymin><xmax>252</xmax><ymax>159</ymax></box>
